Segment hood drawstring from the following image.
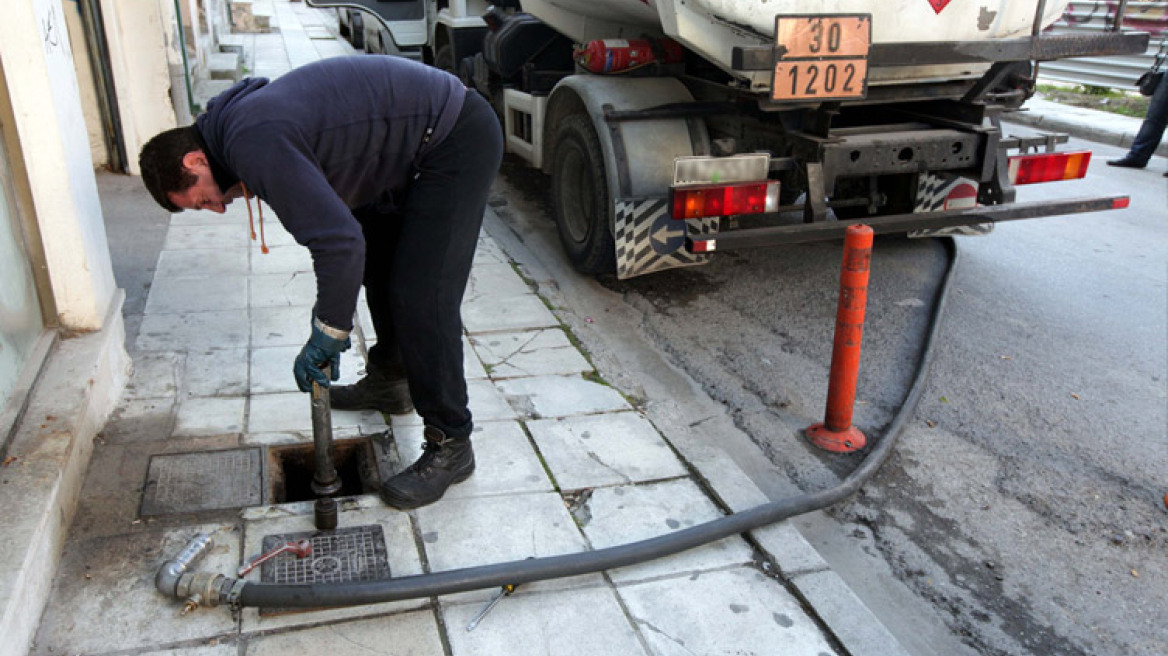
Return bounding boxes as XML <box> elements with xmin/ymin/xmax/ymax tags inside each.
<box><xmin>241</xmin><ymin>182</ymin><xmax>269</xmax><ymax>254</ymax></box>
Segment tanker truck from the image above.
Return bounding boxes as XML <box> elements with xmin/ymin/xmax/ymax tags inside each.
<box><xmin>312</xmin><ymin>0</ymin><xmax>1148</xmax><ymax>278</ymax></box>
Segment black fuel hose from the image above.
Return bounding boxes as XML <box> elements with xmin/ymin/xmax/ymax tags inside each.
<box><xmin>239</xmin><ymin>237</ymin><xmax>959</xmax><ymax>608</ymax></box>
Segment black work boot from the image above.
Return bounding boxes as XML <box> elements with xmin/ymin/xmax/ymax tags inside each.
<box><xmin>330</xmin><ymin>367</ymin><xmax>413</xmax><ymax>414</ymax></box>
<box><xmin>380</xmin><ymin>426</ymin><xmax>475</xmax><ymax>510</ymax></box>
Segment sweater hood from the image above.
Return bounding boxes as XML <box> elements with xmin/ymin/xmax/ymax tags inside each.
<box><xmin>195</xmin><ymin>77</ymin><xmax>269</xmax><ymax>192</ymax></box>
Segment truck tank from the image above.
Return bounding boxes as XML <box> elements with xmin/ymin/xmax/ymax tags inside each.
<box><xmin>519</xmin><ymin>0</ymin><xmax>1073</xmax><ymax>89</ymax></box>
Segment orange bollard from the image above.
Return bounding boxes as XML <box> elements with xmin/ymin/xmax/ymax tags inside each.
<box><xmin>806</xmin><ymin>224</ymin><xmax>874</xmax><ymax>453</ymax></box>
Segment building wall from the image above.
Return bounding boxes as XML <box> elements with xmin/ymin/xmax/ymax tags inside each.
<box><xmin>99</xmin><ymin>0</ymin><xmax>180</xmax><ymax>175</ymax></box>
<box><xmin>63</xmin><ymin>3</ymin><xmax>110</xmax><ymax>167</ymax></box>
<box><xmin>0</xmin><ymin>0</ymin><xmax>117</xmax><ymax>330</ymax></box>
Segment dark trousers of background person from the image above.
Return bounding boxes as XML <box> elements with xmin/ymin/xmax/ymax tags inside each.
<box><xmin>354</xmin><ymin>91</ymin><xmax>503</xmax><ymax>440</ymax></box>
<box><xmin>1128</xmin><ymin>74</ymin><xmax>1168</xmax><ymax>165</ymax></box>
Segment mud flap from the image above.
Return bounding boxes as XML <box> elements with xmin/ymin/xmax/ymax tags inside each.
<box><xmin>908</xmin><ymin>172</ymin><xmax>993</xmax><ymax>238</ymax></box>
<box><xmin>614</xmin><ymin>198</ymin><xmax>718</xmax><ymax>279</ymax></box>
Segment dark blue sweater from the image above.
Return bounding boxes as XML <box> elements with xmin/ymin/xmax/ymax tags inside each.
<box><xmin>196</xmin><ymin>56</ymin><xmax>467</xmax><ymax>331</ymax></box>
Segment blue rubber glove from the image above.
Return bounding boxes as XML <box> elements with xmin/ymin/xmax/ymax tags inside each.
<box><xmin>293</xmin><ymin>317</ymin><xmax>351</xmax><ymax>392</ymax></box>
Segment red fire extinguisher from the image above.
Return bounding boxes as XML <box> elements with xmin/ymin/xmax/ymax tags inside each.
<box><xmin>575</xmin><ymin>37</ymin><xmax>683</xmax><ymax>73</ymax></box>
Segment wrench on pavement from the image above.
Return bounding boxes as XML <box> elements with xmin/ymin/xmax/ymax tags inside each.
<box><xmin>237</xmin><ymin>538</ymin><xmax>312</xmax><ymax>576</ymax></box>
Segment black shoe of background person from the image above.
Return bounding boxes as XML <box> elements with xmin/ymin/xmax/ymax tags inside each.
<box><xmin>380</xmin><ymin>426</ymin><xmax>475</xmax><ymax>510</ymax></box>
<box><xmin>1106</xmin><ymin>156</ymin><xmax>1148</xmax><ymax>169</ymax></box>
<box><xmin>330</xmin><ymin>369</ymin><xmax>413</xmax><ymax>414</ymax></box>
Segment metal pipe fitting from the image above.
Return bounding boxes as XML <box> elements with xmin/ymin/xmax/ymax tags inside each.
<box><xmin>155</xmin><ymin>533</ymin><xmax>212</xmax><ymax>598</ymax></box>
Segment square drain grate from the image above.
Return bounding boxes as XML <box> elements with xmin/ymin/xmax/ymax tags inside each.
<box><xmin>141</xmin><ymin>448</ymin><xmax>262</xmax><ymax>516</ymax></box>
<box><xmin>258</xmin><ymin>524</ymin><xmax>391</xmax><ymax>615</ymax></box>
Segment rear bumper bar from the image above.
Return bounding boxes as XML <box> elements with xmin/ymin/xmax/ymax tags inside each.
<box><xmin>731</xmin><ymin>31</ymin><xmax>1150</xmax><ymax>71</ymax></box>
<box><xmin>686</xmin><ymin>196</ymin><xmax>1128</xmax><ymax>252</ymax></box>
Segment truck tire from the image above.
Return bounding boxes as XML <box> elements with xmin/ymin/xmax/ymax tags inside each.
<box><xmin>349</xmin><ymin>13</ymin><xmax>365</xmax><ymax>50</ymax></box>
<box><xmin>551</xmin><ymin>114</ymin><xmax>616</xmax><ymax>274</ymax></box>
<box><xmin>435</xmin><ymin>44</ymin><xmax>455</xmax><ymax>73</ymax></box>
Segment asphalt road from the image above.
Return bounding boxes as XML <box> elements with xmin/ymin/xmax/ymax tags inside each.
<box><xmin>485</xmin><ymin>129</ymin><xmax>1167</xmax><ymax>656</ymax></box>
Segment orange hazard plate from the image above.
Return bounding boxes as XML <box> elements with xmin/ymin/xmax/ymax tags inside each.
<box><xmin>773</xmin><ymin>59</ymin><xmax>869</xmax><ymax>101</ymax></box>
<box><xmin>772</xmin><ymin>14</ymin><xmax>871</xmax><ymax>102</ymax></box>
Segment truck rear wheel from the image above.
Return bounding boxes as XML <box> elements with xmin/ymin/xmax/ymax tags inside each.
<box><xmin>348</xmin><ymin>13</ymin><xmax>365</xmax><ymax>50</ymax></box>
<box><xmin>551</xmin><ymin>114</ymin><xmax>616</xmax><ymax>274</ymax></box>
<box><xmin>435</xmin><ymin>44</ymin><xmax>455</xmax><ymax>73</ymax></box>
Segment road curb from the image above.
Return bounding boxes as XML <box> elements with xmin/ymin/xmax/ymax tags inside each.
<box><xmin>1007</xmin><ymin>98</ymin><xmax>1168</xmax><ymax>158</ymax></box>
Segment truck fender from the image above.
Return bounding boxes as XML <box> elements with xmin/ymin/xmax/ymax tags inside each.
<box><xmin>543</xmin><ymin>76</ymin><xmax>718</xmax><ymax>278</ymax></box>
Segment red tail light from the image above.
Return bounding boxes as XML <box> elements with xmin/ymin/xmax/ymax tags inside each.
<box><xmin>670</xmin><ymin>181</ymin><xmax>780</xmax><ymax>220</ymax></box>
<box><xmin>1007</xmin><ymin>151</ymin><xmax>1091</xmax><ymax>185</ymax></box>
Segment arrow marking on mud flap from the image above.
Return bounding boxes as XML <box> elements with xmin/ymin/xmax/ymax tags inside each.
<box><xmin>652</xmin><ymin>225</ymin><xmax>684</xmax><ymax>244</ymax></box>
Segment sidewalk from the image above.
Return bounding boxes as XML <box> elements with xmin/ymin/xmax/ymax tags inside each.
<box><xmin>1007</xmin><ymin>95</ymin><xmax>1168</xmax><ymax>159</ymax></box>
<box><xmin>27</xmin><ymin>3</ymin><xmax>901</xmax><ymax>656</ymax></box>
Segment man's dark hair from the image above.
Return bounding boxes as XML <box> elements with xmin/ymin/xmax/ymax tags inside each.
<box><xmin>139</xmin><ymin>125</ymin><xmax>202</xmax><ymax>212</ymax></box>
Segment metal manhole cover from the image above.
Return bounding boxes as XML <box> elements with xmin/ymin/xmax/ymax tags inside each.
<box><xmin>258</xmin><ymin>524</ymin><xmax>391</xmax><ymax>615</ymax></box>
<box><xmin>141</xmin><ymin>448</ymin><xmax>262</xmax><ymax>516</ymax></box>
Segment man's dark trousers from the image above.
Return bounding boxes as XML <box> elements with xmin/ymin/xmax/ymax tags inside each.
<box><xmin>356</xmin><ymin>91</ymin><xmax>503</xmax><ymax>439</ymax></box>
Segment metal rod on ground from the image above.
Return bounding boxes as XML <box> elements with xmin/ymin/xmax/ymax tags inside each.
<box><xmin>806</xmin><ymin>224</ymin><xmax>873</xmax><ymax>453</ymax></box>
<box><xmin>312</xmin><ymin>365</ymin><xmax>341</xmax><ymax>530</ymax></box>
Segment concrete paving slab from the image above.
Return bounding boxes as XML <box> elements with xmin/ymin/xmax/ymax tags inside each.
<box><xmin>471</xmin><ymin>328</ymin><xmax>592</xmax><ymax>378</ymax></box>
<box><xmin>463</xmin><ymin>335</ymin><xmax>488</xmax><ymax>380</ymax></box>
<box><xmin>462</xmin><ymin>291</ymin><xmax>559</xmax><ymax>333</ymax></box>
<box><xmin>467</xmin><ymin>262</ymin><xmax>532</xmax><ymax>299</ymax></box>
<box><xmin>249</xmin><ymin>271</ymin><xmax>316</xmax><ymax>307</ymax></box>
<box><xmin>443</xmin><ymin>586</ymin><xmax>648</xmax><ymax>656</ymax></box>
<box><xmin>155</xmin><ymin>247</ymin><xmax>250</xmax><ymax>279</ymax></box>
<box><xmin>250</xmin><ymin>345</ymin><xmax>301</xmax><ymax>394</ymax></box>
<box><xmin>184</xmin><ymin>347</ymin><xmax>250</xmax><ymax>397</ymax></box>
<box><xmin>240</xmin><ymin>503</ymin><xmax>427</xmax><ymax>631</ymax></box>
<box><xmin>250</xmin><ymin>346</ymin><xmax>365</xmax><ymax>395</ymax></box>
<box><xmin>146</xmin><ymin>275</ymin><xmax>250</xmax><ymax>314</ymax></box>
<box><xmin>250</xmin><ymin>212</ymin><xmax>298</xmax><ymax>248</ymax></box>
<box><xmin>580</xmin><ymin>479</ymin><xmax>755</xmax><ymax>583</ymax></box>
<box><xmin>254</xmin><ymin>65</ymin><xmax>293</xmax><ymax>79</ymax></box>
<box><xmin>250</xmin><ymin>244</ymin><xmax>313</xmax><ymax>275</ymax></box>
<box><xmin>123</xmin><ymin>351</ymin><xmax>182</xmax><ymax>399</ymax></box>
<box><xmin>31</xmin><ymin>524</ymin><xmax>241</xmax><ymax>655</ymax></box>
<box><xmin>164</xmin><ymin>224</ymin><xmax>252</xmax><ymax>250</ymax></box>
<box><xmin>473</xmin><ymin>234</ymin><xmax>508</xmax><ymax>265</ymax></box>
<box><xmin>393</xmin><ymin>420</ymin><xmax>553</xmax><ymax>500</ymax></box>
<box><xmin>496</xmin><ymin>374</ymin><xmax>631</xmax><ymax>419</ymax></box>
<box><xmin>754</xmin><ymin>520</ymin><xmax>832</xmax><ymax>576</ymax></box>
<box><xmin>140</xmin><ymin>645</ymin><xmax>237</xmax><ymax>656</ymax></box>
<box><xmin>390</xmin><ymin>379</ymin><xmax>518</xmax><ymax>428</ymax></box>
<box><xmin>527</xmin><ymin>411</ymin><xmax>687</xmax><ymax>490</ymax></box>
<box><xmin>247</xmin><ymin>392</ymin><xmax>386</xmax><ymax>435</ymax></box>
<box><xmin>101</xmin><ymin>397</ymin><xmax>175</xmax><ymax>444</ymax></box>
<box><xmin>791</xmin><ymin>569</ymin><xmax>913</xmax><ymax>656</ymax></box>
<box><xmin>618</xmin><ymin>567</ymin><xmax>841</xmax><ymax>656</ymax></box>
<box><xmin>245</xmin><ymin>611</ymin><xmax>445</xmax><ymax>655</ymax></box>
<box><xmin>415</xmin><ymin>492</ymin><xmax>587</xmax><ymax>574</ymax></box>
<box><xmin>169</xmin><ymin>210</ymin><xmax>247</xmax><ymax>226</ymax></box>
<box><xmin>137</xmin><ymin>310</ymin><xmax>250</xmax><ymax>352</ymax></box>
<box><xmin>251</xmin><ymin>305</ymin><xmax>313</xmax><ymax>347</ymax></box>
<box><xmin>174</xmin><ymin>396</ymin><xmax>247</xmax><ymax>436</ymax></box>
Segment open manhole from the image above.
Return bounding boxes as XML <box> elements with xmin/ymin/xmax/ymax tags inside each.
<box><xmin>267</xmin><ymin>437</ymin><xmax>381</xmax><ymax>504</ymax></box>
<box><xmin>256</xmin><ymin>524</ymin><xmax>391</xmax><ymax>616</ymax></box>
